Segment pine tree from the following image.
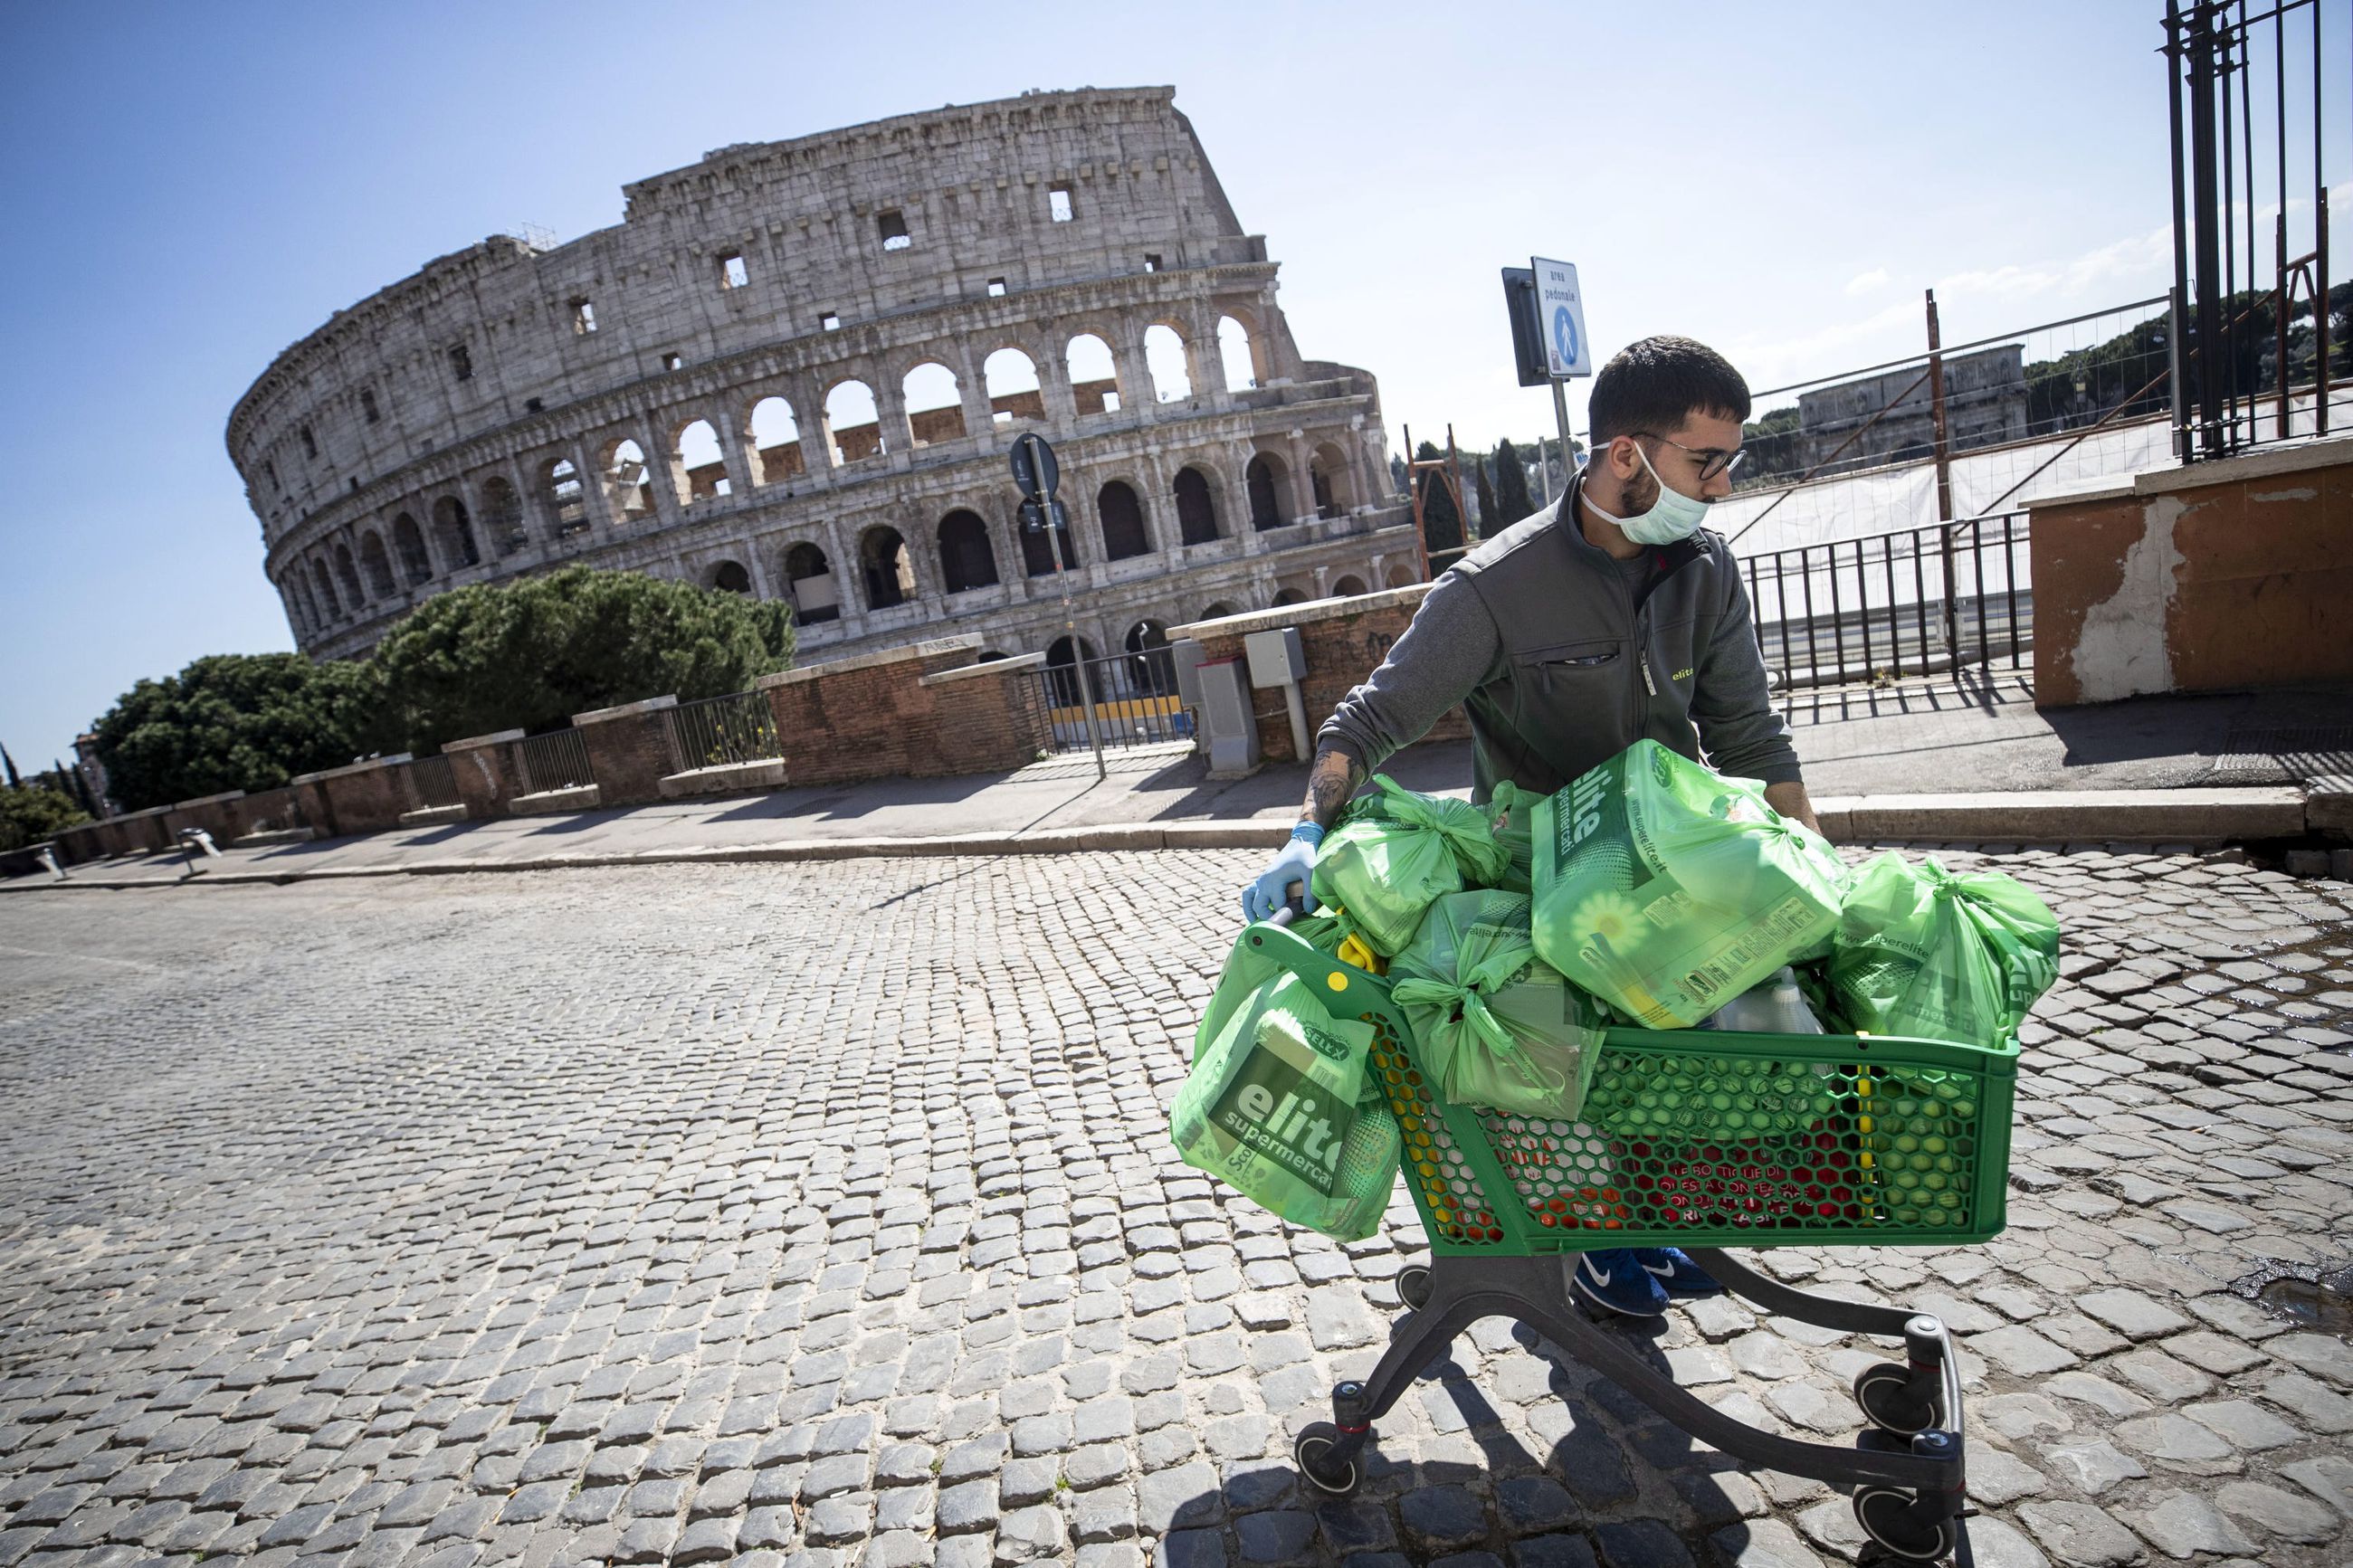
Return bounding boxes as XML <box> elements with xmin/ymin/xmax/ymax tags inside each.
<box><xmin>1493</xmin><ymin>438</ymin><xmax>1535</xmax><ymax>521</ymax></box>
<box><xmin>1</xmin><ymin>746</ymin><xmax>18</xmax><ymax>790</ymax></box>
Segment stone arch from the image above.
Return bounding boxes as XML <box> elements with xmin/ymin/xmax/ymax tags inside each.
<box><xmin>1199</xmin><ymin>602</ymin><xmax>1238</xmax><ymax>621</ymax></box>
<box><xmin>824</xmin><ymin>379</ymin><xmax>885</xmax><ymax>465</ymax></box>
<box><xmin>1097</xmin><ymin>480</ymin><xmax>1150</xmax><ymax>562</ymax></box>
<box><xmin>1122</xmin><ymin>618</ymin><xmax>1177</xmax><ymax>697</ymax></box>
<box><xmin>1246</xmin><ymin>452</ymin><xmax>1291</xmax><ymax>531</ymax></box>
<box><xmin>706</xmin><ymin>559</ymin><xmax>752</xmax><ymax>594</ymax></box>
<box><xmin>1272</xmin><ymin>586</ymin><xmax>1309</xmax><ymax>607</ymax></box>
<box><xmin>1173</xmin><ymin>465</ymin><xmax>1221</xmax><ymax>546</ymax></box>
<box><xmin>1064</xmin><ymin>333</ymin><xmax>1121</xmax><ymax>415</ymax></box>
<box><xmin>537</xmin><ymin>459</ymin><xmax>586</xmax><ymax>537</ymax></box>
<box><xmin>358</xmin><ymin>531</ymin><xmax>395</xmax><ymax>598</ymax></box>
<box><xmin>1386</xmin><ymin>564</ymin><xmax>1420</xmax><ymax>589</ymax></box>
<box><xmin>1332</xmin><ymin>574</ymin><xmax>1368</xmax><ymax>597</ymax></box>
<box><xmin>779</xmin><ymin>540</ymin><xmax>839</xmax><ymax>623</ymax></box>
<box><xmin>937</xmin><ymin>508</ymin><xmax>1000</xmax><ymax>594</ymax></box>
<box><xmin>675</xmin><ymin>419</ymin><xmax>729</xmax><ymax>501</ymax></box>
<box><xmin>1043</xmin><ymin>634</ymin><xmax>1102</xmax><ymax>708</ymax></box>
<box><xmin>392</xmin><ymin>512</ymin><xmax>431</xmax><ymax>583</ymax></box>
<box><xmin>600</xmin><ymin>439</ymin><xmax>652</xmax><ymax>521</ymax></box>
<box><xmin>293</xmin><ymin>572</ymin><xmax>323</xmax><ymax>632</ymax></box>
<box><xmin>1021</xmin><ymin>501</ymin><xmax>1077</xmax><ymax>577</ymax></box>
<box><xmin>433</xmin><ymin>495</ymin><xmax>481</xmax><ymax>566</ymax></box>
<box><xmin>1216</xmin><ymin>315</ymin><xmax>1259</xmax><ymax>392</ymax></box>
<box><xmin>983</xmin><ymin>347</ymin><xmax>1043</xmax><ymax>425</ymax></box>
<box><xmin>481</xmin><ymin>476</ymin><xmax>527</xmax><ymax>552</ymax></box>
<box><xmin>748</xmin><ymin>396</ymin><xmax>805</xmax><ymax>485</ymax></box>
<box><xmin>311</xmin><ymin>557</ymin><xmax>342</xmax><ymax>617</ymax></box>
<box><xmin>901</xmin><ymin>361</ymin><xmax>967</xmax><ymax>448</ymax></box>
<box><xmin>858</xmin><ymin>524</ymin><xmax>915</xmax><ymax>610</ymax></box>
<box><xmin>1143</xmin><ymin>323</ymin><xmax>1193</xmax><ymax>403</ymax></box>
<box><xmin>331</xmin><ymin>544</ymin><xmax>366</xmax><ymax>606</ymax></box>
<box><xmin>1310</xmin><ymin>441</ymin><xmax>1355</xmax><ymax>519</ymax></box>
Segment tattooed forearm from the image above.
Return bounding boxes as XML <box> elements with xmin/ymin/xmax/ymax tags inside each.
<box><xmin>1301</xmin><ymin>746</ymin><xmax>1362</xmax><ymax>831</ymax></box>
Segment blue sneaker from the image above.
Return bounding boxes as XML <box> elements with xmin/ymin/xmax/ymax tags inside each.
<box><xmin>1572</xmin><ymin>1248</ymin><xmax>1670</xmax><ymax>1317</ymax></box>
<box><xmin>1634</xmin><ymin>1246</ymin><xmax>1725</xmax><ymax>1297</ymax></box>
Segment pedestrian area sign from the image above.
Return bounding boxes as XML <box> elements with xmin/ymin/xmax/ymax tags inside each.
<box><xmin>1533</xmin><ymin>257</ymin><xmax>1589</xmax><ymax>379</ymax></box>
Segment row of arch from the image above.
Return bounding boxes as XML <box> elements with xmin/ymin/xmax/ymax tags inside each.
<box><xmin>284</xmin><ymin>415</ymin><xmax>1373</xmax><ymax>640</ymax></box>
<box><xmin>693</xmin><ymin>457</ymin><xmax>1396</xmax><ymax>626</ymax></box>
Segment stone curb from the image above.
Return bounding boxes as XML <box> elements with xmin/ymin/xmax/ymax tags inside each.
<box><xmin>5</xmin><ymin>785</ymin><xmax>2329</xmax><ymax>893</ymax></box>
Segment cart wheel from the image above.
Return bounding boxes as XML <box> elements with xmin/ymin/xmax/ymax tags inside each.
<box><xmin>1853</xmin><ymin>1361</ymin><xmax>1940</xmax><ymax>1436</ymax></box>
<box><xmin>1292</xmin><ymin>1421</ymin><xmax>1360</xmax><ymax>1497</ymax></box>
<box><xmin>1853</xmin><ymin>1487</ymin><xmax>1956</xmax><ymax>1563</ymax></box>
<box><xmin>1396</xmin><ymin>1265</ymin><xmax>1434</xmax><ymax>1312</ymax></box>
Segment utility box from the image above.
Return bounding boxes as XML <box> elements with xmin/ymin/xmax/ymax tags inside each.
<box><xmin>1168</xmin><ymin>638</ymin><xmax>1209</xmax><ymax>710</ymax></box>
<box><xmin>1195</xmin><ymin>658</ymin><xmax>1262</xmax><ymax>776</ymax></box>
<box><xmin>1243</xmin><ymin>627</ymin><xmax>1306</xmax><ymax>689</ymax></box>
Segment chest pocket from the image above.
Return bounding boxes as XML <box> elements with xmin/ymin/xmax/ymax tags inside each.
<box><xmin>1518</xmin><ymin>636</ymin><xmax>1624</xmax><ymax>673</ymax></box>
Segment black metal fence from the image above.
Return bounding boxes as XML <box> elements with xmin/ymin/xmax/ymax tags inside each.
<box><xmin>666</xmin><ymin>691</ymin><xmax>783</xmax><ymax>771</ymax></box>
<box><xmin>513</xmin><ymin>729</ymin><xmax>593</xmax><ymax>794</ymax></box>
<box><xmin>1034</xmin><ymin>646</ymin><xmax>1193</xmax><ymax>753</ymax></box>
<box><xmin>1748</xmin><ymin>513</ymin><xmax>2031</xmax><ymax>691</ymax></box>
<box><xmin>2165</xmin><ymin>0</ymin><xmax>2338</xmax><ymax>461</ymax></box>
<box><xmin>405</xmin><ymin>754</ymin><xmax>461</xmax><ymax>810</ymax></box>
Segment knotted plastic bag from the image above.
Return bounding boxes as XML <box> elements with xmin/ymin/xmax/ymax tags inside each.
<box><xmin>1310</xmin><ymin>775</ymin><xmax>1509</xmax><ymax>955</ymax></box>
<box><xmin>1830</xmin><ymin>854</ymin><xmax>2060</xmax><ymax>1044</ymax></box>
<box><xmin>1531</xmin><ymin>741</ymin><xmax>1849</xmax><ymax>1029</ymax></box>
<box><xmin>1173</xmin><ymin>933</ymin><xmax>1400</xmax><ymax>1240</ymax></box>
<box><xmin>1483</xmin><ymin>780</ymin><xmax>1542</xmax><ymax>895</ymax></box>
<box><xmin>1389</xmin><ymin>889</ymin><xmax>1603</xmax><ymax>1117</ymax></box>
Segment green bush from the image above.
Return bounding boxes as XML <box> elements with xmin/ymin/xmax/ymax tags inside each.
<box><xmin>91</xmin><ymin>653</ymin><xmax>392</xmax><ymax>813</ymax></box>
<box><xmin>0</xmin><ymin>787</ymin><xmax>91</xmax><ymax>852</ymax></box>
<box><xmin>370</xmin><ymin>565</ymin><xmax>796</xmax><ymax>753</ymax></box>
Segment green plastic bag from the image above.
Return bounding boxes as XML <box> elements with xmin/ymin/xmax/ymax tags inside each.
<box><xmin>1831</xmin><ymin>854</ymin><xmax>2060</xmax><ymax>1044</ymax></box>
<box><xmin>1531</xmin><ymin>741</ymin><xmax>1849</xmax><ymax>1029</ymax></box>
<box><xmin>1173</xmin><ymin>937</ymin><xmax>1401</xmax><ymax>1240</ymax></box>
<box><xmin>1482</xmin><ymin>781</ymin><xmax>1541</xmax><ymax>894</ymax></box>
<box><xmin>1389</xmin><ymin>889</ymin><xmax>1604</xmax><ymax>1117</ymax></box>
<box><xmin>1311</xmin><ymin>775</ymin><xmax>1509</xmax><ymax>955</ymax></box>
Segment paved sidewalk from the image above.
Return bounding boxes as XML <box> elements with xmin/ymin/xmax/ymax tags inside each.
<box><xmin>2</xmin><ymin>844</ymin><xmax>2348</xmax><ymax>1567</ymax></box>
<box><xmin>15</xmin><ymin>682</ymin><xmax>2349</xmax><ymax>892</ymax></box>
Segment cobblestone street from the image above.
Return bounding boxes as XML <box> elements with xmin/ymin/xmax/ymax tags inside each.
<box><xmin>2</xmin><ymin>847</ymin><xmax>2350</xmax><ymax>1568</ymax></box>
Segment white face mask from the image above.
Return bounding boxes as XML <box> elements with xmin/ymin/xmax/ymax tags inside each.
<box><xmin>1584</xmin><ymin>440</ymin><xmax>1710</xmax><ymax>545</ymax></box>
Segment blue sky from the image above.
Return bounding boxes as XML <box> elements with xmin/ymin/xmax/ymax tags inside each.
<box><xmin>0</xmin><ymin>0</ymin><xmax>2339</xmax><ymax>772</ymax></box>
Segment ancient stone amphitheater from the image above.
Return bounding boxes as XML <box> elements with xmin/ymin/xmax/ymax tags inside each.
<box><xmin>229</xmin><ymin>87</ymin><xmax>1419</xmax><ymax>676</ymax></box>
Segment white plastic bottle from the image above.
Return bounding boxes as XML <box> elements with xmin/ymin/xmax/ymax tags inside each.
<box><xmin>1701</xmin><ymin>966</ymin><xmax>1824</xmax><ymax>1034</ymax></box>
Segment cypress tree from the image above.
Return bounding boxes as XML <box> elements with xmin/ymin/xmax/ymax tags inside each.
<box><xmin>1493</xmin><ymin>438</ymin><xmax>1535</xmax><ymax>521</ymax></box>
<box><xmin>1414</xmin><ymin>442</ymin><xmax>1463</xmax><ymax>556</ymax></box>
<box><xmin>1</xmin><ymin>746</ymin><xmax>18</xmax><ymax>790</ymax></box>
<box><xmin>1474</xmin><ymin>461</ymin><xmax>1497</xmax><ymax>538</ymax></box>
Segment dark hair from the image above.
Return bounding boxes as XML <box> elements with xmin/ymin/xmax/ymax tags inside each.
<box><xmin>1586</xmin><ymin>335</ymin><xmax>1751</xmax><ymax>443</ymax></box>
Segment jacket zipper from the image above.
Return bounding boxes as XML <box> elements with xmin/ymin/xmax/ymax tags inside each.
<box><xmin>1640</xmin><ymin>651</ymin><xmax>1656</xmax><ymax>696</ymax></box>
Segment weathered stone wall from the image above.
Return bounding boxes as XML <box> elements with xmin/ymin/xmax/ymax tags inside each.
<box><xmin>2029</xmin><ymin>434</ymin><xmax>2353</xmax><ymax>707</ymax></box>
<box><xmin>575</xmin><ymin>699</ymin><xmax>683</xmax><ymax>808</ymax></box>
<box><xmin>1169</xmin><ymin>587</ymin><xmax>1473</xmax><ymax>765</ymax></box>
<box><xmin>759</xmin><ymin>638</ymin><xmax>1054</xmax><ymax>787</ymax></box>
<box><xmin>232</xmin><ymin>87</ymin><xmax>1416</xmax><ymax>680</ymax></box>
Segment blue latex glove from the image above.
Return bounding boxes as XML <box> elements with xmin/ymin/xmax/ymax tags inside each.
<box><xmin>1242</xmin><ymin>824</ymin><xmax>1324</xmax><ymax>923</ymax></box>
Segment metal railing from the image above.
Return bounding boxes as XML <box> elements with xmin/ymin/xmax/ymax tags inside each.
<box><xmin>513</xmin><ymin>728</ymin><xmax>593</xmax><ymax>794</ymax></box>
<box><xmin>2165</xmin><ymin>0</ymin><xmax>2336</xmax><ymax>461</ymax></box>
<box><xmin>1748</xmin><ymin>512</ymin><xmax>2032</xmax><ymax>692</ymax></box>
<box><xmin>666</xmin><ymin>690</ymin><xmax>783</xmax><ymax>771</ymax></box>
<box><xmin>405</xmin><ymin>753</ymin><xmax>461</xmax><ymax>810</ymax></box>
<box><xmin>1034</xmin><ymin>646</ymin><xmax>1194</xmax><ymax>753</ymax></box>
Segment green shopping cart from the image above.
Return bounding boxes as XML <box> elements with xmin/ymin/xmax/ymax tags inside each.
<box><xmin>1242</xmin><ymin>915</ymin><xmax>2018</xmax><ymax>1564</ymax></box>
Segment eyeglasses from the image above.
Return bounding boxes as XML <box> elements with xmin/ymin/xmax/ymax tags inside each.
<box><xmin>1633</xmin><ymin>431</ymin><xmax>1747</xmax><ymax>482</ymax></box>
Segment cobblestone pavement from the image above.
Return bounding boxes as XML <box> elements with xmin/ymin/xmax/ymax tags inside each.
<box><xmin>2</xmin><ymin>847</ymin><xmax>2349</xmax><ymax>1568</ymax></box>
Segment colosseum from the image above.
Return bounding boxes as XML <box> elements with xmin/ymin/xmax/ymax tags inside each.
<box><xmin>228</xmin><ymin>86</ymin><xmax>1420</xmax><ymax>689</ymax></box>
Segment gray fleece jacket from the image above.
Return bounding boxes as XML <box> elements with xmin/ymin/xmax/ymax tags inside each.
<box><xmin>1318</xmin><ymin>475</ymin><xmax>1801</xmax><ymax>803</ymax></box>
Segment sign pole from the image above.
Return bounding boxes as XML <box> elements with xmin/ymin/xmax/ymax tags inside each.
<box><xmin>1549</xmin><ymin>380</ymin><xmax>1574</xmax><ymax>512</ymax></box>
<box><xmin>1011</xmin><ymin>432</ymin><xmax>1105</xmax><ymax>783</ymax></box>
<box><xmin>1529</xmin><ymin>256</ymin><xmax>1593</xmax><ymax>512</ymax></box>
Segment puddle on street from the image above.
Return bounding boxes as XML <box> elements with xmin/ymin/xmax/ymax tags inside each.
<box><xmin>2259</xmin><ymin>1275</ymin><xmax>2353</xmax><ymax>1335</ymax></box>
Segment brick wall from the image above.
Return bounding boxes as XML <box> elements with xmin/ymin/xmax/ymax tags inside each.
<box><xmin>761</xmin><ymin>636</ymin><xmax>1055</xmax><ymax>786</ymax></box>
<box><xmin>1168</xmin><ymin>585</ymin><xmax>1471</xmax><ymax>765</ymax></box>
<box><xmin>444</xmin><ymin>731</ymin><xmax>525</xmax><ymax>818</ymax></box>
<box><xmin>576</xmin><ymin>699</ymin><xmax>681</xmax><ymax>808</ymax></box>
<box><xmin>293</xmin><ymin>757</ymin><xmax>414</xmax><ymax>838</ymax></box>
<box><xmin>2030</xmin><ymin>436</ymin><xmax>2353</xmax><ymax>706</ymax></box>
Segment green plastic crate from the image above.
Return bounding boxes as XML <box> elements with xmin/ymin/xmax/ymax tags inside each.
<box><xmin>1241</xmin><ymin>919</ymin><xmax>2018</xmax><ymax>1257</ymax></box>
